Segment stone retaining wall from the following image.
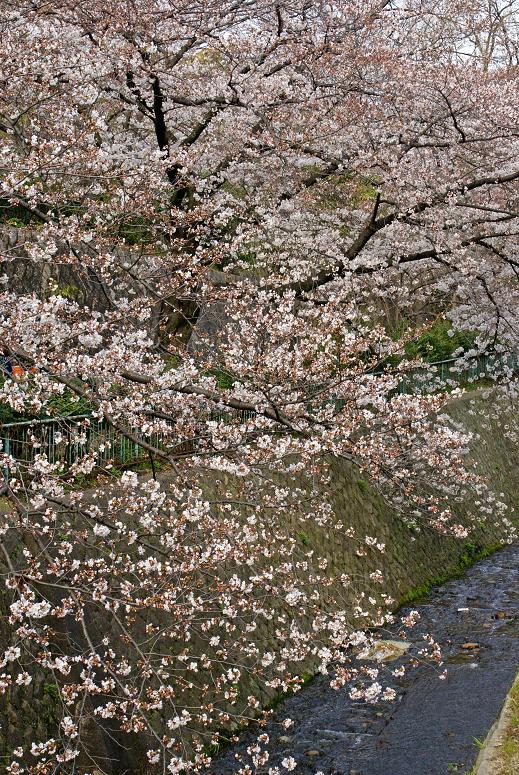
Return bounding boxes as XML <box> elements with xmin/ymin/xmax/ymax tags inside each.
<box><xmin>0</xmin><ymin>392</ymin><xmax>518</xmax><ymax>772</ymax></box>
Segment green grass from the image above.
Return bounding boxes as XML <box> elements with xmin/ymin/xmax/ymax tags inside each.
<box><xmin>404</xmin><ymin>319</ymin><xmax>477</xmax><ymax>364</ymax></box>
<box><xmin>498</xmin><ymin>676</ymin><xmax>519</xmax><ymax>773</ymax></box>
<box><xmin>357</xmin><ymin>478</ymin><xmax>369</xmax><ymax>494</ymax></box>
<box><xmin>399</xmin><ymin>540</ymin><xmax>504</xmax><ymax>607</ymax></box>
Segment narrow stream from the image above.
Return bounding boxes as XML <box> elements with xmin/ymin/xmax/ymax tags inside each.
<box><xmin>213</xmin><ymin>544</ymin><xmax>519</xmax><ymax>775</ymax></box>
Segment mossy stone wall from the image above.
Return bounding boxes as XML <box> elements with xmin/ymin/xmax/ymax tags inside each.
<box><xmin>0</xmin><ymin>393</ymin><xmax>517</xmax><ymax>772</ymax></box>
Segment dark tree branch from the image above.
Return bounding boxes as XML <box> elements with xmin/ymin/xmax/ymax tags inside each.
<box><xmin>151</xmin><ymin>75</ymin><xmax>169</xmax><ymax>152</ymax></box>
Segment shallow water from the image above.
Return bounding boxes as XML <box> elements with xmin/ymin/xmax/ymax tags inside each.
<box><xmin>213</xmin><ymin>544</ymin><xmax>519</xmax><ymax>775</ymax></box>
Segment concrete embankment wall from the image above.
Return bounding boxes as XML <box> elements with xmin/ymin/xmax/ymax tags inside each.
<box><xmin>322</xmin><ymin>392</ymin><xmax>519</xmax><ymax>609</ymax></box>
<box><xmin>0</xmin><ymin>392</ymin><xmax>518</xmax><ymax>772</ymax></box>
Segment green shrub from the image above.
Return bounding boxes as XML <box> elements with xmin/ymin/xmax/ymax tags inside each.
<box><xmin>209</xmin><ymin>369</ymin><xmax>235</xmax><ymax>389</ymax></box>
<box><xmin>404</xmin><ymin>319</ymin><xmax>476</xmax><ymax>363</ymax></box>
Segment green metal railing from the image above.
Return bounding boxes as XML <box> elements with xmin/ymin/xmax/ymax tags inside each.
<box><xmin>395</xmin><ymin>352</ymin><xmax>519</xmax><ymax>394</ymax></box>
<box><xmin>0</xmin><ymin>414</ymin><xmax>165</xmax><ymax>475</ymax></box>
<box><xmin>0</xmin><ymin>409</ymin><xmax>256</xmax><ymax>482</ymax></box>
<box><xmin>1</xmin><ymin>354</ymin><xmax>517</xmax><ymax>481</ymax></box>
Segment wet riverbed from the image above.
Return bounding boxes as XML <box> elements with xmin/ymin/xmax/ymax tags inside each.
<box><xmin>213</xmin><ymin>544</ymin><xmax>519</xmax><ymax>775</ymax></box>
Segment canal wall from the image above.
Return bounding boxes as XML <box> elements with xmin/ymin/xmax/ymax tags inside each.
<box><xmin>1</xmin><ymin>391</ymin><xmax>518</xmax><ymax>772</ymax></box>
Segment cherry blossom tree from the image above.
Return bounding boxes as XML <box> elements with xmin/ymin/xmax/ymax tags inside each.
<box><xmin>0</xmin><ymin>1</ymin><xmax>517</xmax><ymax>772</ymax></box>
